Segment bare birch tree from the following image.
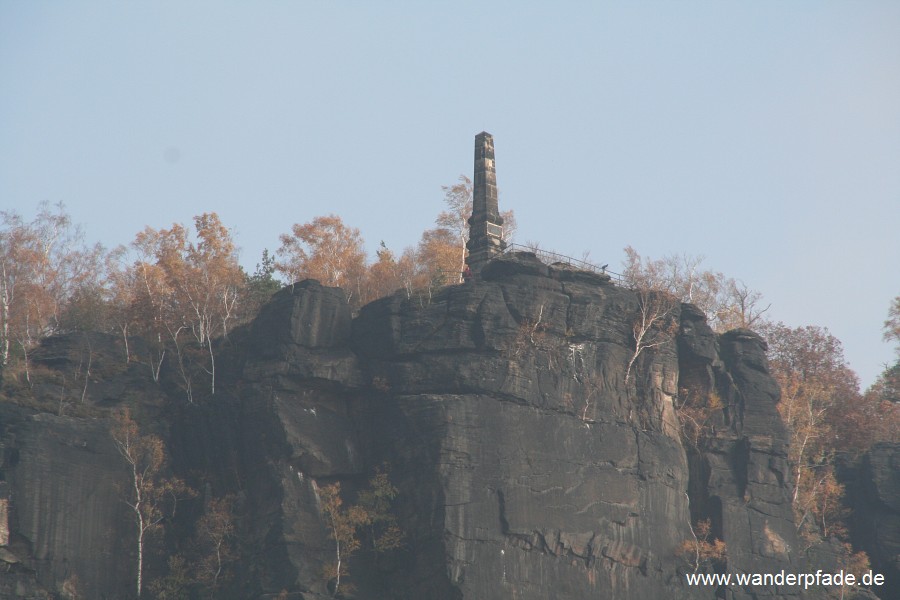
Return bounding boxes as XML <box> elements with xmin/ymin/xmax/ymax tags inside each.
<box><xmin>111</xmin><ymin>409</ymin><xmax>192</xmax><ymax>598</ymax></box>
<box><xmin>437</xmin><ymin>175</ymin><xmax>473</xmax><ymax>281</ymax></box>
<box><xmin>622</xmin><ymin>246</ymin><xmax>768</xmax><ymax>333</ymax></box>
<box><xmin>196</xmin><ymin>495</ymin><xmax>237</xmax><ymax>592</ymax></box>
<box><xmin>624</xmin><ymin>289</ymin><xmax>678</xmax><ymax>384</ymax></box>
<box><xmin>0</xmin><ymin>203</ymin><xmax>103</xmax><ymax>378</ymax></box>
<box><xmin>120</xmin><ymin>214</ymin><xmax>242</xmax><ymax>398</ymax></box>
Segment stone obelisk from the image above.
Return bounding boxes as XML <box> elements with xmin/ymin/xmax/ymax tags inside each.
<box><xmin>466</xmin><ymin>132</ymin><xmax>506</xmax><ymax>274</ymax></box>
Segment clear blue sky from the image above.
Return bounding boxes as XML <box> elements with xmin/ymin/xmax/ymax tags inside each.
<box><xmin>2</xmin><ymin>1</ymin><xmax>898</xmax><ymax>387</ymax></box>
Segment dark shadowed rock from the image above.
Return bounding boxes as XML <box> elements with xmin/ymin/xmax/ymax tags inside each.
<box><xmin>679</xmin><ymin>324</ymin><xmax>800</xmax><ymax>599</ymax></box>
<box><xmin>29</xmin><ymin>332</ymin><xmax>158</xmax><ymax>410</ymax></box>
<box><xmin>253</xmin><ymin>280</ymin><xmax>352</xmax><ymax>351</ymax></box>
<box><xmin>549</xmin><ymin>261</ymin><xmax>612</xmax><ymax>286</ymax></box>
<box><xmin>841</xmin><ymin>443</ymin><xmax>900</xmax><ymax>599</ymax></box>
<box><xmin>0</xmin><ymin>404</ymin><xmax>133</xmax><ymax>599</ymax></box>
<box><xmin>480</xmin><ymin>251</ymin><xmax>549</xmax><ymax>280</ymax></box>
<box><xmin>344</xmin><ymin>263</ymin><xmax>802</xmax><ymax>599</ymax></box>
<box><xmin>247</xmin><ymin>279</ymin><xmax>362</xmax><ymax>386</ymax></box>
<box><xmin>232</xmin><ymin>279</ymin><xmax>367</xmax><ymax>596</ymax></box>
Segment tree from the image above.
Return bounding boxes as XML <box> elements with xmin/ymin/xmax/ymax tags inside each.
<box><xmin>676</xmin><ymin>389</ymin><xmax>724</xmax><ymax>450</ymax></box>
<box><xmin>625</xmin><ymin>289</ymin><xmax>678</xmax><ymax>384</ymax></box>
<box><xmin>130</xmin><ymin>225</ymin><xmax>195</xmax><ymax>397</ymax></box>
<box><xmin>57</xmin><ymin>282</ymin><xmax>113</xmax><ymax>334</ymax></box>
<box><xmin>177</xmin><ymin>213</ymin><xmax>244</xmax><ymax>394</ymax></box>
<box><xmin>851</xmin><ymin>296</ymin><xmax>900</xmax><ymax>444</ymax></box>
<box><xmin>243</xmin><ymin>249</ymin><xmax>282</xmax><ymax>317</ymax></box>
<box><xmin>621</xmin><ymin>246</ymin><xmax>768</xmax><ymax>333</ymax></box>
<box><xmin>106</xmin><ymin>248</ymin><xmax>141</xmax><ymax>364</ymax></box>
<box><xmin>437</xmin><ymin>175</ymin><xmax>473</xmax><ymax>281</ymax></box>
<box><xmin>148</xmin><ymin>556</ymin><xmax>193</xmax><ymax>600</ymax></box>
<box><xmin>0</xmin><ymin>202</ymin><xmax>104</xmax><ymax>378</ymax></box>
<box><xmin>872</xmin><ymin>294</ymin><xmax>900</xmax><ymax>407</ymax></box>
<box><xmin>832</xmin><ymin>376</ymin><xmax>900</xmax><ymax>451</ymax></box>
<box><xmin>362</xmin><ymin>242</ymin><xmax>420</xmax><ymax>303</ymax></box>
<box><xmin>147</xmin><ymin>494</ymin><xmax>237</xmax><ymax>599</ymax></box>
<box><xmin>435</xmin><ymin>175</ymin><xmax>516</xmax><ymax>283</ymax></box>
<box><xmin>500</xmin><ymin>209</ymin><xmax>517</xmax><ymax>244</ymax></box>
<box><xmin>355</xmin><ymin>466</ymin><xmax>403</xmax><ymax>553</ymax></box>
<box><xmin>121</xmin><ymin>233</ymin><xmax>175</xmax><ymax>383</ymax></box>
<box><xmin>118</xmin><ymin>214</ymin><xmax>243</xmax><ymax>399</ymax></box>
<box><xmin>867</xmin><ymin>361</ymin><xmax>899</xmax><ymax>406</ymax></box>
<box><xmin>885</xmin><ymin>295</ymin><xmax>900</xmax><ymax>349</ymax></box>
<box><xmin>415</xmin><ymin>227</ymin><xmax>459</xmax><ymax>288</ymax></box>
<box><xmin>195</xmin><ymin>495</ymin><xmax>237</xmax><ymax>592</ymax></box>
<box><xmin>622</xmin><ymin>247</ymin><xmax>711</xmax><ymax>303</ymax></box>
<box><xmin>759</xmin><ymin>323</ymin><xmax>862</xmax><ymax>540</ymax></box>
<box><xmin>0</xmin><ymin>209</ymin><xmax>40</xmax><ymax>367</ymax></box>
<box><xmin>111</xmin><ymin>409</ymin><xmax>193</xmax><ymax>598</ymax></box>
<box><xmin>717</xmin><ymin>279</ymin><xmax>770</xmax><ymax>331</ymax></box>
<box><xmin>394</xmin><ymin>247</ymin><xmax>421</xmax><ymax>299</ymax></box>
<box><xmin>276</xmin><ymin>215</ymin><xmax>367</xmax><ymax>304</ymax></box>
<box><xmin>318</xmin><ymin>482</ymin><xmax>370</xmax><ymax>597</ymax></box>
<box><xmin>678</xmin><ymin>518</ymin><xmax>727</xmax><ymax>573</ymax></box>
<box><xmin>318</xmin><ymin>467</ymin><xmax>403</xmax><ymax>597</ymax></box>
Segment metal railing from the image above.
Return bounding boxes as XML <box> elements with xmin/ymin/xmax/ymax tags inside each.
<box><xmin>501</xmin><ymin>243</ymin><xmax>624</xmax><ymax>283</ymax></box>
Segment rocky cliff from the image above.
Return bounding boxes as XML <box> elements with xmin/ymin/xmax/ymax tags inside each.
<box><xmin>0</xmin><ymin>252</ymin><xmax>888</xmax><ymax>599</ymax></box>
<box><xmin>840</xmin><ymin>443</ymin><xmax>900</xmax><ymax>600</ymax></box>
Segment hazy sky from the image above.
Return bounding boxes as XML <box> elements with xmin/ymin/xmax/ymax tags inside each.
<box><xmin>2</xmin><ymin>2</ymin><xmax>898</xmax><ymax>387</ymax></box>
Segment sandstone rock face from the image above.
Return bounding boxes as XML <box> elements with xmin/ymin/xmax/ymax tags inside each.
<box><xmin>212</xmin><ymin>280</ymin><xmax>365</xmax><ymax>595</ymax></box>
<box><xmin>0</xmin><ymin>254</ymin><xmax>817</xmax><ymax>599</ymax></box>
<box><xmin>842</xmin><ymin>443</ymin><xmax>900</xmax><ymax>599</ymax></box>
<box><xmin>684</xmin><ymin>328</ymin><xmax>801</xmax><ymax>600</ymax></box>
<box><xmin>351</xmin><ymin>254</ymin><xmax>691</xmax><ymax>599</ymax></box>
<box><xmin>0</xmin><ymin>404</ymin><xmax>134</xmax><ymax>599</ymax></box>
<box><xmin>343</xmin><ymin>254</ymin><xmax>801</xmax><ymax>599</ymax></box>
